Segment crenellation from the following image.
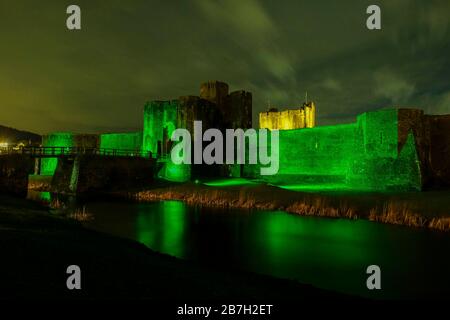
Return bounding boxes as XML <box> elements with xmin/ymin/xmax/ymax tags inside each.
<box><xmin>259</xmin><ymin>101</ymin><xmax>316</xmax><ymax>130</ymax></box>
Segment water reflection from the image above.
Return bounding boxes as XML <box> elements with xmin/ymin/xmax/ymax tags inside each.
<box><xmin>26</xmin><ymin>191</ymin><xmax>450</xmax><ymax>299</ymax></box>
<box><xmin>136</xmin><ymin>201</ymin><xmax>187</xmax><ymax>257</ymax></box>
<box><xmin>27</xmin><ymin>190</ymin><xmax>52</xmax><ymax>204</ymax></box>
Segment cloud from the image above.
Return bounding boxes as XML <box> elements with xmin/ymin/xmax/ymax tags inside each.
<box><xmin>434</xmin><ymin>91</ymin><xmax>450</xmax><ymax>114</ymax></box>
<box><xmin>321</xmin><ymin>78</ymin><xmax>342</xmax><ymax>92</ymax></box>
<box><xmin>1</xmin><ymin>0</ymin><xmax>449</xmax><ymax>132</ymax></box>
<box><xmin>195</xmin><ymin>0</ymin><xmax>277</xmax><ymax>42</ymax></box>
<box><xmin>373</xmin><ymin>70</ymin><xmax>415</xmax><ymax>104</ymax></box>
<box><xmin>195</xmin><ymin>0</ymin><xmax>295</xmax><ymax>83</ymax></box>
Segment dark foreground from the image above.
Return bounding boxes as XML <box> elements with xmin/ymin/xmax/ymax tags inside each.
<box><xmin>0</xmin><ymin>195</ymin><xmax>354</xmax><ymax>300</ymax></box>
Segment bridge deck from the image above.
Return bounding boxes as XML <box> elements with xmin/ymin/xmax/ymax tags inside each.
<box><xmin>0</xmin><ymin>146</ymin><xmax>152</xmax><ymax>158</ymax></box>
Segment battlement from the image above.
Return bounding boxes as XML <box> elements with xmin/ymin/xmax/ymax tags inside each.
<box><xmin>259</xmin><ymin>101</ymin><xmax>316</xmax><ymax>130</ymax></box>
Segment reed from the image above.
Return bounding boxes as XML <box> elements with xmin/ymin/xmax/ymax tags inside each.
<box><xmin>132</xmin><ymin>186</ymin><xmax>449</xmax><ymax>232</ymax></box>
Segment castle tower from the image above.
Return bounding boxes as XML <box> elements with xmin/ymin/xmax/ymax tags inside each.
<box><xmin>303</xmin><ymin>101</ymin><xmax>316</xmax><ymax>128</ymax></box>
<box><xmin>199</xmin><ymin>81</ymin><xmax>229</xmax><ymax>108</ymax></box>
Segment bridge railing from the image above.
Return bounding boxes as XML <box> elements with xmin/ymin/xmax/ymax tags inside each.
<box><xmin>0</xmin><ymin>146</ymin><xmax>152</xmax><ymax>158</ymax></box>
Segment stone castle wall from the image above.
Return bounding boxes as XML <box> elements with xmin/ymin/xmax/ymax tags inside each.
<box><xmin>100</xmin><ymin>132</ymin><xmax>142</xmax><ymax>152</ymax></box>
<box><xmin>246</xmin><ymin>108</ymin><xmax>449</xmax><ymax>191</ymax></box>
<box><xmin>259</xmin><ymin>102</ymin><xmax>316</xmax><ymax>130</ymax></box>
<box><xmin>142</xmin><ymin>81</ymin><xmax>252</xmax><ymax>180</ymax></box>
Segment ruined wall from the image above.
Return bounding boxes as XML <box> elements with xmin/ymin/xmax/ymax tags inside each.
<box><xmin>143</xmin><ymin>81</ymin><xmax>252</xmax><ymax>180</ymax></box>
<box><xmin>428</xmin><ymin>114</ymin><xmax>450</xmax><ymax>187</ymax></box>
<box><xmin>199</xmin><ymin>81</ymin><xmax>229</xmax><ymax>109</ymax></box>
<box><xmin>177</xmin><ymin>96</ymin><xmax>221</xmax><ymax>133</ymax></box>
<box><xmin>226</xmin><ymin>90</ymin><xmax>252</xmax><ymax>129</ymax></box>
<box><xmin>100</xmin><ymin>132</ymin><xmax>143</xmax><ymax>151</ymax></box>
<box><xmin>142</xmin><ymin>100</ymin><xmax>178</xmax><ymax>156</ymax></box>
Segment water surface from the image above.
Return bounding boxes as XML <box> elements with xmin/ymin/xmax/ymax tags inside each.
<box><xmin>28</xmin><ymin>191</ymin><xmax>450</xmax><ymax>299</ymax></box>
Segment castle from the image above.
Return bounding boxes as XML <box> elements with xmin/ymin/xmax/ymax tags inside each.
<box><xmin>37</xmin><ymin>81</ymin><xmax>450</xmax><ymax>191</ymax></box>
<box><xmin>142</xmin><ymin>81</ymin><xmax>252</xmax><ymax>157</ymax></box>
<box><xmin>39</xmin><ymin>81</ymin><xmax>253</xmax><ymax>181</ymax></box>
<box><xmin>259</xmin><ymin>101</ymin><xmax>316</xmax><ymax>130</ymax></box>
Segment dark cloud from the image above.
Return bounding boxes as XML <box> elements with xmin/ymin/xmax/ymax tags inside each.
<box><xmin>0</xmin><ymin>0</ymin><xmax>449</xmax><ymax>134</ymax></box>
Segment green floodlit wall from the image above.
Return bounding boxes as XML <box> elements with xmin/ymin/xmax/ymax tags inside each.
<box><xmin>249</xmin><ymin>108</ymin><xmax>422</xmax><ymax>191</ymax></box>
<box><xmin>277</xmin><ymin>122</ymin><xmax>359</xmax><ymax>179</ymax></box>
<box><xmin>157</xmin><ymin>159</ymin><xmax>191</xmax><ymax>182</ymax></box>
<box><xmin>40</xmin><ymin>132</ymin><xmax>74</xmax><ymax>175</ymax></box>
<box><xmin>142</xmin><ymin>100</ymin><xmax>178</xmax><ymax>156</ymax></box>
<box><xmin>100</xmin><ymin>132</ymin><xmax>143</xmax><ymax>151</ymax></box>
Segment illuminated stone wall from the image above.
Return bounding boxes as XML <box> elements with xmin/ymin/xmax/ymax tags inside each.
<box><xmin>276</xmin><ymin>122</ymin><xmax>358</xmax><ymax>179</ymax></box>
<box><xmin>100</xmin><ymin>132</ymin><xmax>142</xmax><ymax>151</ymax></box>
<box><xmin>40</xmin><ymin>132</ymin><xmax>74</xmax><ymax>175</ymax></box>
<box><xmin>248</xmin><ymin>108</ymin><xmax>424</xmax><ymax>191</ymax></box>
<box><xmin>259</xmin><ymin>102</ymin><xmax>316</xmax><ymax>130</ymax></box>
<box><xmin>142</xmin><ymin>81</ymin><xmax>252</xmax><ymax>180</ymax></box>
<box><xmin>40</xmin><ymin>132</ymin><xmax>99</xmax><ymax>176</ymax></box>
<box><xmin>157</xmin><ymin>159</ymin><xmax>191</xmax><ymax>182</ymax></box>
<box><xmin>142</xmin><ymin>100</ymin><xmax>178</xmax><ymax>156</ymax></box>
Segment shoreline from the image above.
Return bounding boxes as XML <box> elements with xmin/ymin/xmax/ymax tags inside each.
<box><xmin>120</xmin><ymin>181</ymin><xmax>450</xmax><ymax>232</ymax></box>
<box><xmin>0</xmin><ymin>193</ymin><xmax>355</xmax><ymax>300</ymax></box>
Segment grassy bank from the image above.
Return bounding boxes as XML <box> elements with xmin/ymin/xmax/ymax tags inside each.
<box><xmin>128</xmin><ymin>182</ymin><xmax>450</xmax><ymax>232</ymax></box>
<box><xmin>0</xmin><ymin>194</ymin><xmax>352</xmax><ymax>300</ymax></box>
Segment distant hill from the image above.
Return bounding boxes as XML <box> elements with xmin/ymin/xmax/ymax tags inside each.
<box><xmin>0</xmin><ymin>125</ymin><xmax>41</xmax><ymax>144</ymax></box>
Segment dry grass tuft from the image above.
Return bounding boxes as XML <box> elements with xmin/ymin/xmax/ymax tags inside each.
<box><xmin>368</xmin><ymin>201</ymin><xmax>449</xmax><ymax>231</ymax></box>
<box><xmin>67</xmin><ymin>206</ymin><xmax>93</xmax><ymax>222</ymax></box>
<box><xmin>50</xmin><ymin>198</ymin><xmax>65</xmax><ymax>210</ymax></box>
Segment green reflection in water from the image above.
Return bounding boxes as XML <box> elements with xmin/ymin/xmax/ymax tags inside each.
<box><xmin>136</xmin><ymin>201</ymin><xmax>187</xmax><ymax>257</ymax></box>
<box><xmin>248</xmin><ymin>210</ymin><xmax>378</xmax><ymax>293</ymax></box>
<box><xmin>253</xmin><ymin>211</ymin><xmax>365</xmax><ymax>262</ymax></box>
<box><xmin>27</xmin><ymin>190</ymin><xmax>51</xmax><ymax>203</ymax></box>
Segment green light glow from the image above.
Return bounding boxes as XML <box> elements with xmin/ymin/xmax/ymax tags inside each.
<box><xmin>100</xmin><ymin>132</ymin><xmax>142</xmax><ymax>151</ymax></box>
<box><xmin>136</xmin><ymin>201</ymin><xmax>186</xmax><ymax>257</ymax></box>
<box><xmin>248</xmin><ymin>109</ymin><xmax>422</xmax><ymax>191</ymax></box>
<box><xmin>39</xmin><ymin>191</ymin><xmax>51</xmax><ymax>202</ymax></box>
<box><xmin>142</xmin><ymin>100</ymin><xmax>178</xmax><ymax>155</ymax></box>
<box><xmin>250</xmin><ymin>210</ymin><xmax>376</xmax><ymax>292</ymax></box>
<box><xmin>40</xmin><ymin>132</ymin><xmax>74</xmax><ymax>175</ymax></box>
<box><xmin>204</xmin><ymin>178</ymin><xmax>256</xmax><ymax>187</ymax></box>
<box><xmin>158</xmin><ymin>159</ymin><xmax>191</xmax><ymax>182</ymax></box>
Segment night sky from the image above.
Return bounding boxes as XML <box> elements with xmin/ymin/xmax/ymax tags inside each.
<box><xmin>1</xmin><ymin>0</ymin><xmax>449</xmax><ymax>134</ymax></box>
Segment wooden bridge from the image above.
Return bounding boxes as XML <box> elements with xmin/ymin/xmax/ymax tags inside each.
<box><xmin>0</xmin><ymin>146</ymin><xmax>152</xmax><ymax>158</ymax></box>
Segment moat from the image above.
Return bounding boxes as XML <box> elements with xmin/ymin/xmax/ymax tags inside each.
<box><xmin>27</xmin><ymin>191</ymin><xmax>450</xmax><ymax>299</ymax></box>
